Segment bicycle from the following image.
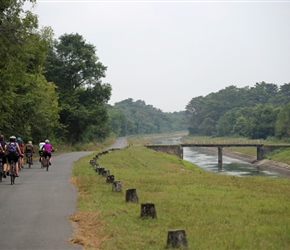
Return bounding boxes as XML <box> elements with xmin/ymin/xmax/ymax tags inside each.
<box><xmin>10</xmin><ymin>159</ymin><xmax>16</xmax><ymax>185</ymax></box>
<box><xmin>40</xmin><ymin>152</ymin><xmax>44</xmax><ymax>169</ymax></box>
<box><xmin>44</xmin><ymin>155</ymin><xmax>49</xmax><ymax>171</ymax></box>
<box><xmin>41</xmin><ymin>154</ymin><xmax>50</xmax><ymax>171</ymax></box>
<box><xmin>26</xmin><ymin>153</ymin><xmax>33</xmax><ymax>168</ymax></box>
<box><xmin>0</xmin><ymin>158</ymin><xmax>3</xmax><ymax>182</ymax></box>
<box><xmin>18</xmin><ymin>156</ymin><xmax>22</xmax><ymax>171</ymax></box>
<box><xmin>41</xmin><ymin>156</ymin><xmax>45</xmax><ymax>169</ymax></box>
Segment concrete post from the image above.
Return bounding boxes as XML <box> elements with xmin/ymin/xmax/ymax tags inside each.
<box><xmin>218</xmin><ymin>147</ymin><xmax>223</xmax><ymax>166</ymax></box>
<box><xmin>257</xmin><ymin>146</ymin><xmax>264</xmax><ymax>160</ymax></box>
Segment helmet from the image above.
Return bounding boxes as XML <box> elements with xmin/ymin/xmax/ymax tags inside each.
<box><xmin>28</xmin><ymin>141</ymin><xmax>32</xmax><ymax>144</ymax></box>
<box><xmin>45</xmin><ymin>139</ymin><xmax>49</xmax><ymax>143</ymax></box>
<box><xmin>10</xmin><ymin>135</ymin><xmax>16</xmax><ymax>142</ymax></box>
<box><xmin>17</xmin><ymin>137</ymin><xmax>22</xmax><ymax>141</ymax></box>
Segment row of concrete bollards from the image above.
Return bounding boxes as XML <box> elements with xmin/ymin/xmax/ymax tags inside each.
<box><xmin>89</xmin><ymin>153</ymin><xmax>188</xmax><ymax>249</ymax></box>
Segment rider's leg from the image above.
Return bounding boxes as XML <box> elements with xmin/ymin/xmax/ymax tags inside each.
<box><xmin>3</xmin><ymin>156</ymin><xmax>8</xmax><ymax>173</ymax></box>
<box><xmin>20</xmin><ymin>155</ymin><xmax>24</xmax><ymax>168</ymax></box>
<box><xmin>1</xmin><ymin>156</ymin><xmax>6</xmax><ymax>177</ymax></box>
<box><xmin>39</xmin><ymin>151</ymin><xmax>42</xmax><ymax>162</ymax></box>
<box><xmin>6</xmin><ymin>156</ymin><xmax>11</xmax><ymax>175</ymax></box>
<box><xmin>15</xmin><ymin>156</ymin><xmax>19</xmax><ymax>175</ymax></box>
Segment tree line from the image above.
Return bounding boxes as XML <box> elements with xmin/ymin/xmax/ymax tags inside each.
<box><xmin>108</xmin><ymin>99</ymin><xmax>187</xmax><ymax>136</ymax></box>
<box><xmin>2</xmin><ymin>1</ymin><xmax>289</xmax><ymax>144</ymax></box>
<box><xmin>0</xmin><ymin>0</ymin><xmax>185</xmax><ymax>144</ymax></box>
<box><xmin>184</xmin><ymin>82</ymin><xmax>290</xmax><ymax>140</ymax></box>
<box><xmin>0</xmin><ymin>0</ymin><xmax>113</xmax><ymax>144</ymax></box>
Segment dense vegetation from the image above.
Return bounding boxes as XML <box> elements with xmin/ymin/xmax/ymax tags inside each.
<box><xmin>0</xmin><ymin>0</ymin><xmax>185</xmax><ymax>144</ymax></box>
<box><xmin>0</xmin><ymin>0</ymin><xmax>59</xmax><ymax>141</ymax></box>
<box><xmin>0</xmin><ymin>0</ymin><xmax>111</xmax><ymax>143</ymax></box>
<box><xmin>108</xmin><ymin>98</ymin><xmax>187</xmax><ymax>136</ymax></box>
<box><xmin>2</xmin><ymin>1</ymin><xmax>290</xmax><ymax>145</ymax></box>
<box><xmin>184</xmin><ymin>82</ymin><xmax>290</xmax><ymax>140</ymax></box>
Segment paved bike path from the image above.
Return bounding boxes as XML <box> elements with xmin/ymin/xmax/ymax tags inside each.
<box><xmin>0</xmin><ymin>151</ymin><xmax>94</xmax><ymax>250</ymax></box>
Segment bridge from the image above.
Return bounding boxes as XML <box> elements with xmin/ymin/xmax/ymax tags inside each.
<box><xmin>145</xmin><ymin>143</ymin><xmax>290</xmax><ymax>165</ymax></box>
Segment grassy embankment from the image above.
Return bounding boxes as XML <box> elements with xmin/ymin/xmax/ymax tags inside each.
<box><xmin>70</xmin><ymin>134</ymin><xmax>290</xmax><ymax>250</ymax></box>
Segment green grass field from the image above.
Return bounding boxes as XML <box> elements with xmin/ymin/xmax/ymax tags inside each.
<box><xmin>72</xmin><ymin>141</ymin><xmax>290</xmax><ymax>250</ymax></box>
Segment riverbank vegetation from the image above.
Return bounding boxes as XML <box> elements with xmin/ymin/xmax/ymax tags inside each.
<box><xmin>71</xmin><ymin>137</ymin><xmax>290</xmax><ymax>250</ymax></box>
<box><xmin>3</xmin><ymin>1</ymin><xmax>290</xmax><ymax>152</ymax></box>
<box><xmin>184</xmin><ymin>83</ymin><xmax>290</xmax><ymax>142</ymax></box>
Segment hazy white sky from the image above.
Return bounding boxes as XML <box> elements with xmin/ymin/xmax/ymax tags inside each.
<box><xmin>29</xmin><ymin>1</ymin><xmax>290</xmax><ymax>112</ymax></box>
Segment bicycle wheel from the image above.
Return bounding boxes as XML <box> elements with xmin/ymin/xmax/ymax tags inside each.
<box><xmin>10</xmin><ymin>163</ymin><xmax>15</xmax><ymax>185</ymax></box>
<box><xmin>18</xmin><ymin>158</ymin><xmax>21</xmax><ymax>171</ymax></box>
<box><xmin>41</xmin><ymin>157</ymin><xmax>44</xmax><ymax>168</ymax></box>
<box><xmin>46</xmin><ymin>157</ymin><xmax>49</xmax><ymax>171</ymax></box>
<box><xmin>28</xmin><ymin>154</ymin><xmax>32</xmax><ymax>168</ymax></box>
<box><xmin>0</xmin><ymin>162</ymin><xmax>3</xmax><ymax>182</ymax></box>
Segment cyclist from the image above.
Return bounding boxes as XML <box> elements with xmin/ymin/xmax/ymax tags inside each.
<box><xmin>38</xmin><ymin>139</ymin><xmax>45</xmax><ymax>162</ymax></box>
<box><xmin>25</xmin><ymin>141</ymin><xmax>34</xmax><ymax>165</ymax></box>
<box><xmin>42</xmin><ymin>139</ymin><xmax>54</xmax><ymax>166</ymax></box>
<box><xmin>5</xmin><ymin>135</ymin><xmax>23</xmax><ymax>177</ymax></box>
<box><xmin>0</xmin><ymin>135</ymin><xmax>8</xmax><ymax>178</ymax></box>
<box><xmin>16</xmin><ymin>137</ymin><xmax>24</xmax><ymax>169</ymax></box>
<box><xmin>0</xmin><ymin>142</ymin><xmax>5</xmax><ymax>178</ymax></box>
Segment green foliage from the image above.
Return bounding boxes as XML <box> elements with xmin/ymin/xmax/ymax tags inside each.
<box><xmin>108</xmin><ymin>98</ymin><xmax>187</xmax><ymax>136</ymax></box>
<box><xmin>43</xmin><ymin>33</ymin><xmax>112</xmax><ymax>144</ymax></box>
<box><xmin>0</xmin><ymin>0</ymin><xmax>60</xmax><ymax>141</ymax></box>
<box><xmin>275</xmin><ymin>103</ymin><xmax>290</xmax><ymax>139</ymax></box>
<box><xmin>185</xmin><ymin>82</ymin><xmax>290</xmax><ymax>140</ymax></box>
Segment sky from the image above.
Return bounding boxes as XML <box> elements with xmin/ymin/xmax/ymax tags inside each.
<box><xmin>26</xmin><ymin>0</ymin><xmax>290</xmax><ymax>112</ymax></box>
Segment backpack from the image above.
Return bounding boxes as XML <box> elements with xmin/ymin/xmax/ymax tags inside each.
<box><xmin>7</xmin><ymin>142</ymin><xmax>17</xmax><ymax>152</ymax></box>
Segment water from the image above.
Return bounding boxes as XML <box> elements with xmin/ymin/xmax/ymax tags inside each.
<box><xmin>154</xmin><ymin>137</ymin><xmax>285</xmax><ymax>178</ymax></box>
<box><xmin>183</xmin><ymin>147</ymin><xmax>284</xmax><ymax>177</ymax></box>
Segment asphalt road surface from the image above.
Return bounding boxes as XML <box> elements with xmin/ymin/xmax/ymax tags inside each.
<box><xmin>0</xmin><ymin>151</ymin><xmax>94</xmax><ymax>250</ymax></box>
<box><xmin>106</xmin><ymin>136</ymin><xmax>127</xmax><ymax>150</ymax></box>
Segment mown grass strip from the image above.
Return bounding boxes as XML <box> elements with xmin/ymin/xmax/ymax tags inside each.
<box><xmin>72</xmin><ymin>144</ymin><xmax>290</xmax><ymax>250</ymax></box>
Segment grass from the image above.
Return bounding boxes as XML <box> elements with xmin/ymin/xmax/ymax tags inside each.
<box><xmin>71</xmin><ymin>140</ymin><xmax>290</xmax><ymax>250</ymax></box>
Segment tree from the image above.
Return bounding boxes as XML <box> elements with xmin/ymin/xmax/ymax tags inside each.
<box><xmin>0</xmin><ymin>0</ymin><xmax>60</xmax><ymax>141</ymax></box>
<box><xmin>247</xmin><ymin>104</ymin><xmax>279</xmax><ymax>139</ymax></box>
<box><xmin>109</xmin><ymin>99</ymin><xmax>186</xmax><ymax>136</ymax></box>
<box><xmin>275</xmin><ymin>104</ymin><xmax>290</xmax><ymax>139</ymax></box>
<box><xmin>44</xmin><ymin>33</ymin><xmax>112</xmax><ymax>143</ymax></box>
<box><xmin>216</xmin><ymin>110</ymin><xmax>239</xmax><ymax>136</ymax></box>
<box><xmin>232</xmin><ymin>116</ymin><xmax>248</xmax><ymax>137</ymax></box>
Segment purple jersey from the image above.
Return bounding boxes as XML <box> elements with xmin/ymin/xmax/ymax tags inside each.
<box><xmin>43</xmin><ymin>143</ymin><xmax>52</xmax><ymax>153</ymax></box>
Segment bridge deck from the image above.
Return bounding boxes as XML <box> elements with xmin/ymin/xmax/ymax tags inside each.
<box><xmin>180</xmin><ymin>143</ymin><xmax>263</xmax><ymax>147</ymax></box>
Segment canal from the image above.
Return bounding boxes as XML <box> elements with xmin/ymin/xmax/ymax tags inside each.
<box><xmin>151</xmin><ymin>137</ymin><xmax>286</xmax><ymax>178</ymax></box>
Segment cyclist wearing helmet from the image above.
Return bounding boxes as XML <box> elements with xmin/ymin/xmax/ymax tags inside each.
<box><xmin>38</xmin><ymin>139</ymin><xmax>45</xmax><ymax>163</ymax></box>
<box><xmin>16</xmin><ymin>137</ymin><xmax>24</xmax><ymax>168</ymax></box>
<box><xmin>25</xmin><ymin>141</ymin><xmax>34</xmax><ymax>165</ymax></box>
<box><xmin>5</xmin><ymin>136</ymin><xmax>23</xmax><ymax>177</ymax></box>
<box><xmin>42</xmin><ymin>139</ymin><xmax>54</xmax><ymax>166</ymax></box>
<box><xmin>0</xmin><ymin>135</ymin><xmax>8</xmax><ymax>178</ymax></box>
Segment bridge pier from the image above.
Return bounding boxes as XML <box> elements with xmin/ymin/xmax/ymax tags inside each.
<box><xmin>257</xmin><ymin>146</ymin><xmax>264</xmax><ymax>160</ymax></box>
<box><xmin>146</xmin><ymin>143</ymin><xmax>290</xmax><ymax>165</ymax></box>
<box><xmin>218</xmin><ymin>147</ymin><xmax>223</xmax><ymax>166</ymax></box>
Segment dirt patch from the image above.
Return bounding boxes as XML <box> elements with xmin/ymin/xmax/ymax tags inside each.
<box><xmin>69</xmin><ymin>177</ymin><xmax>105</xmax><ymax>249</ymax></box>
<box><xmin>69</xmin><ymin>211</ymin><xmax>104</xmax><ymax>249</ymax></box>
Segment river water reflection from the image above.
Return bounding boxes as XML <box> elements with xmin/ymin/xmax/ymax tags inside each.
<box><xmin>153</xmin><ymin>137</ymin><xmax>285</xmax><ymax>178</ymax></box>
